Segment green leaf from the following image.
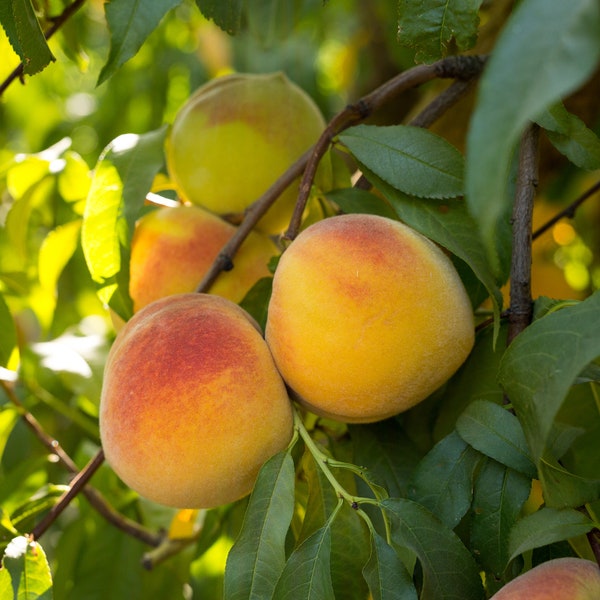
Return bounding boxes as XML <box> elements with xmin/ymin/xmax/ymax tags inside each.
<box><xmin>0</xmin><ymin>0</ymin><xmax>54</xmax><ymax>75</ymax></box>
<box><xmin>98</xmin><ymin>0</ymin><xmax>183</xmax><ymax>85</ymax></box>
<box><xmin>362</xmin><ymin>530</ymin><xmax>418</xmax><ymax>600</ymax></box>
<box><xmin>195</xmin><ymin>0</ymin><xmax>243</xmax><ymax>34</ymax></box>
<box><xmin>498</xmin><ymin>291</ymin><xmax>600</xmax><ymax>506</ymax></box>
<box><xmin>246</xmin><ymin>0</ymin><xmax>301</xmax><ymax>46</ymax></box>
<box><xmin>272</xmin><ymin>504</ymin><xmax>339</xmax><ymax>600</ymax></box>
<box><xmin>465</xmin><ymin>0</ymin><xmax>600</xmax><ymax>270</ymax></box>
<box><xmin>398</xmin><ymin>0</ymin><xmax>484</xmax><ymax>63</ymax></box>
<box><xmin>408</xmin><ymin>431</ymin><xmax>481</xmax><ymax>529</ymax></box>
<box><xmin>239</xmin><ymin>277</ymin><xmax>273</xmax><ymax>332</ymax></box>
<box><xmin>325</xmin><ymin>188</ymin><xmax>399</xmax><ymax>220</ymax></box>
<box><xmin>508</xmin><ymin>507</ymin><xmax>595</xmax><ymax>562</ymax></box>
<box><xmin>456</xmin><ymin>400</ymin><xmax>536</xmax><ymax>478</ymax></box>
<box><xmin>0</xmin><ymin>293</ymin><xmax>17</xmax><ymax>367</ymax></box>
<box><xmin>366</xmin><ymin>176</ymin><xmax>503</xmax><ymax>332</ymax></box>
<box><xmin>338</xmin><ymin>125</ymin><xmax>464</xmax><ymax>199</ymax></box>
<box><xmin>81</xmin><ymin>128</ymin><xmax>167</xmax><ymax>320</ymax></box>
<box><xmin>38</xmin><ymin>220</ymin><xmax>82</xmax><ymax>293</ymax></box>
<box><xmin>470</xmin><ymin>459</ymin><xmax>531</xmax><ymax>576</ymax></box>
<box><xmin>382</xmin><ymin>498</ymin><xmax>485</xmax><ymax>600</ymax></box>
<box><xmin>0</xmin><ymin>536</ymin><xmax>53</xmax><ymax>599</ymax></box>
<box><xmin>535</xmin><ymin>102</ymin><xmax>600</xmax><ymax>171</ymax></box>
<box><xmin>224</xmin><ymin>452</ymin><xmax>295</xmax><ymax>600</ymax></box>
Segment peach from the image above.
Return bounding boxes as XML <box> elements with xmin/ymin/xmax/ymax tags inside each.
<box><xmin>164</xmin><ymin>72</ymin><xmax>329</xmax><ymax>234</ymax></box>
<box><xmin>129</xmin><ymin>205</ymin><xmax>277</xmax><ymax>313</ymax></box>
<box><xmin>490</xmin><ymin>557</ymin><xmax>600</xmax><ymax>599</ymax></box>
<box><xmin>99</xmin><ymin>293</ymin><xmax>293</xmax><ymax>508</ymax></box>
<box><xmin>265</xmin><ymin>214</ymin><xmax>474</xmax><ymax>423</ymax></box>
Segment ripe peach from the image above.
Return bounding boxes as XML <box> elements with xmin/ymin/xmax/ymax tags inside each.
<box><xmin>490</xmin><ymin>557</ymin><xmax>600</xmax><ymax>599</ymax></box>
<box><xmin>265</xmin><ymin>214</ymin><xmax>474</xmax><ymax>423</ymax></box>
<box><xmin>99</xmin><ymin>293</ymin><xmax>293</xmax><ymax>509</ymax></box>
<box><xmin>165</xmin><ymin>72</ymin><xmax>329</xmax><ymax>234</ymax></box>
<box><xmin>129</xmin><ymin>205</ymin><xmax>277</xmax><ymax>313</ymax></box>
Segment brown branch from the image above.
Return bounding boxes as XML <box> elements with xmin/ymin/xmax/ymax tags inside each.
<box><xmin>284</xmin><ymin>55</ymin><xmax>488</xmax><ymax>242</ymax></box>
<box><xmin>0</xmin><ymin>0</ymin><xmax>87</xmax><ymax>97</ymax></box>
<box><xmin>532</xmin><ymin>179</ymin><xmax>600</xmax><ymax>241</ymax></box>
<box><xmin>506</xmin><ymin>124</ymin><xmax>540</xmax><ymax>347</ymax></box>
<box><xmin>195</xmin><ymin>55</ymin><xmax>487</xmax><ymax>294</ymax></box>
<box><xmin>1</xmin><ymin>380</ymin><xmax>162</xmax><ymax>547</ymax></box>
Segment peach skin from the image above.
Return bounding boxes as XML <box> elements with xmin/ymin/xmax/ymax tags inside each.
<box><xmin>490</xmin><ymin>557</ymin><xmax>600</xmax><ymax>599</ymax></box>
<box><xmin>100</xmin><ymin>293</ymin><xmax>293</xmax><ymax>508</ymax></box>
<box><xmin>129</xmin><ymin>205</ymin><xmax>277</xmax><ymax>312</ymax></box>
<box><xmin>265</xmin><ymin>213</ymin><xmax>475</xmax><ymax>423</ymax></box>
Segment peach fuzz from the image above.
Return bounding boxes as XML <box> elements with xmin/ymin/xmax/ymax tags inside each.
<box><xmin>165</xmin><ymin>72</ymin><xmax>329</xmax><ymax>234</ymax></box>
<box><xmin>100</xmin><ymin>293</ymin><xmax>293</xmax><ymax>509</ymax></box>
<box><xmin>129</xmin><ymin>205</ymin><xmax>277</xmax><ymax>313</ymax></box>
<box><xmin>490</xmin><ymin>557</ymin><xmax>600</xmax><ymax>599</ymax></box>
<box><xmin>265</xmin><ymin>214</ymin><xmax>474</xmax><ymax>423</ymax></box>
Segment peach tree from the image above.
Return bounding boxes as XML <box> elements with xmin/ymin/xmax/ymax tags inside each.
<box><xmin>1</xmin><ymin>0</ymin><xmax>600</xmax><ymax>598</ymax></box>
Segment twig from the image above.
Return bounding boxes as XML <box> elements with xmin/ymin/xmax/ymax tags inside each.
<box><xmin>532</xmin><ymin>179</ymin><xmax>600</xmax><ymax>240</ymax></box>
<box><xmin>506</xmin><ymin>124</ymin><xmax>539</xmax><ymax>346</ymax></box>
<box><xmin>0</xmin><ymin>0</ymin><xmax>87</xmax><ymax>96</ymax></box>
<box><xmin>31</xmin><ymin>449</ymin><xmax>105</xmax><ymax>540</ymax></box>
<box><xmin>1</xmin><ymin>380</ymin><xmax>162</xmax><ymax>546</ymax></box>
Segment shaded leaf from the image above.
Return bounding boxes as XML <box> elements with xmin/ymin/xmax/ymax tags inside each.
<box><xmin>272</xmin><ymin>505</ymin><xmax>339</xmax><ymax>600</ymax></box>
<box><xmin>239</xmin><ymin>277</ymin><xmax>273</xmax><ymax>332</ymax></box>
<box><xmin>508</xmin><ymin>508</ymin><xmax>595</xmax><ymax>562</ymax></box>
<box><xmin>195</xmin><ymin>0</ymin><xmax>244</xmax><ymax>34</ymax></box>
<box><xmin>536</xmin><ymin>102</ymin><xmax>600</xmax><ymax>170</ymax></box>
<box><xmin>326</xmin><ymin>188</ymin><xmax>399</xmax><ymax>220</ymax></box>
<box><xmin>0</xmin><ymin>536</ymin><xmax>53</xmax><ymax>600</ymax></box>
<box><xmin>98</xmin><ymin>0</ymin><xmax>183</xmax><ymax>85</ymax></box>
<box><xmin>246</xmin><ymin>0</ymin><xmax>301</xmax><ymax>45</ymax></box>
<box><xmin>382</xmin><ymin>498</ymin><xmax>485</xmax><ymax>600</ymax></box>
<box><xmin>338</xmin><ymin>125</ymin><xmax>464</xmax><ymax>199</ymax></box>
<box><xmin>408</xmin><ymin>431</ymin><xmax>481</xmax><ymax>529</ymax></box>
<box><xmin>224</xmin><ymin>452</ymin><xmax>295</xmax><ymax>600</ymax></box>
<box><xmin>0</xmin><ymin>0</ymin><xmax>54</xmax><ymax>75</ymax></box>
<box><xmin>398</xmin><ymin>0</ymin><xmax>484</xmax><ymax>63</ymax></box>
<box><xmin>498</xmin><ymin>291</ymin><xmax>600</xmax><ymax>506</ymax></box>
<box><xmin>363</xmin><ymin>530</ymin><xmax>418</xmax><ymax>600</ymax></box>
<box><xmin>456</xmin><ymin>400</ymin><xmax>536</xmax><ymax>478</ymax></box>
<box><xmin>470</xmin><ymin>459</ymin><xmax>531</xmax><ymax>576</ymax></box>
<box><xmin>465</xmin><ymin>0</ymin><xmax>600</xmax><ymax>270</ymax></box>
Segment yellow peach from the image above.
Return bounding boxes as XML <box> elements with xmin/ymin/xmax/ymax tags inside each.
<box><xmin>265</xmin><ymin>214</ymin><xmax>474</xmax><ymax>423</ymax></box>
<box><xmin>129</xmin><ymin>205</ymin><xmax>277</xmax><ymax>313</ymax></box>
<box><xmin>490</xmin><ymin>557</ymin><xmax>600</xmax><ymax>599</ymax></box>
<box><xmin>100</xmin><ymin>293</ymin><xmax>293</xmax><ymax>508</ymax></box>
<box><xmin>165</xmin><ymin>72</ymin><xmax>329</xmax><ymax>234</ymax></box>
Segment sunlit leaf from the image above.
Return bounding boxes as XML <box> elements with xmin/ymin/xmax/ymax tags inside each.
<box><xmin>224</xmin><ymin>452</ymin><xmax>295</xmax><ymax>600</ymax></box>
<box><xmin>338</xmin><ymin>125</ymin><xmax>464</xmax><ymax>199</ymax></box>
<box><xmin>0</xmin><ymin>536</ymin><xmax>53</xmax><ymax>599</ymax></box>
<box><xmin>508</xmin><ymin>507</ymin><xmax>595</xmax><ymax>562</ymax></box>
<box><xmin>98</xmin><ymin>0</ymin><xmax>183</xmax><ymax>85</ymax></box>
<box><xmin>0</xmin><ymin>294</ymin><xmax>17</xmax><ymax>367</ymax></box>
<box><xmin>38</xmin><ymin>220</ymin><xmax>82</xmax><ymax>293</ymax></box>
<box><xmin>398</xmin><ymin>0</ymin><xmax>484</xmax><ymax>63</ymax></box>
<box><xmin>382</xmin><ymin>498</ymin><xmax>485</xmax><ymax>600</ymax></box>
<box><xmin>456</xmin><ymin>400</ymin><xmax>536</xmax><ymax>478</ymax></box>
<box><xmin>465</xmin><ymin>0</ymin><xmax>600</xmax><ymax>270</ymax></box>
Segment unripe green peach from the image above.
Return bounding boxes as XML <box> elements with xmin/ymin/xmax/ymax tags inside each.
<box><xmin>100</xmin><ymin>293</ymin><xmax>293</xmax><ymax>509</ymax></box>
<box><xmin>490</xmin><ymin>558</ymin><xmax>600</xmax><ymax>599</ymax></box>
<box><xmin>265</xmin><ymin>214</ymin><xmax>474</xmax><ymax>423</ymax></box>
<box><xmin>165</xmin><ymin>72</ymin><xmax>329</xmax><ymax>234</ymax></box>
<box><xmin>129</xmin><ymin>204</ymin><xmax>277</xmax><ymax>313</ymax></box>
